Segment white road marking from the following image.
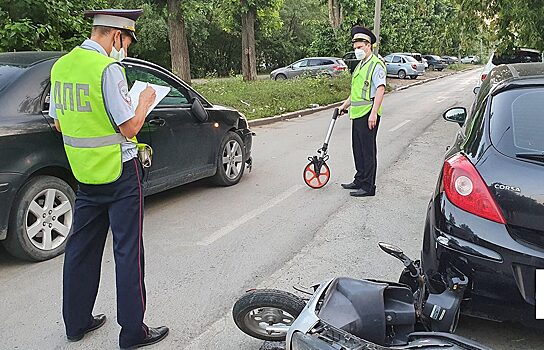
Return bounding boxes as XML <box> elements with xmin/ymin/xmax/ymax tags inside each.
<box><xmin>196</xmin><ymin>184</ymin><xmax>304</xmax><ymax>246</ymax></box>
<box><xmin>388</xmin><ymin>120</ymin><xmax>411</xmax><ymax>132</ymax></box>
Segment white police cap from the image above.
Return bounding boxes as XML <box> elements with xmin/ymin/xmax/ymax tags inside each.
<box><xmin>84</xmin><ymin>9</ymin><xmax>143</xmax><ymax>42</ymax></box>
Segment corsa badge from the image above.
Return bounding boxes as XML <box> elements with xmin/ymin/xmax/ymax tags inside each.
<box><xmin>494</xmin><ymin>183</ymin><xmax>521</xmax><ymax>193</ymax></box>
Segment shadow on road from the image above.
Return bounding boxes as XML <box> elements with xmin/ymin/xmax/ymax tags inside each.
<box><xmin>457</xmin><ymin>315</ymin><xmax>544</xmax><ymax>349</ymax></box>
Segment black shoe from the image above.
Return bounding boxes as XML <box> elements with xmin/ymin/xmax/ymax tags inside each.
<box><xmin>67</xmin><ymin>314</ymin><xmax>107</xmax><ymax>342</ymax></box>
<box><xmin>350</xmin><ymin>188</ymin><xmax>376</xmax><ymax>197</ymax></box>
<box><xmin>121</xmin><ymin>326</ymin><xmax>169</xmax><ymax>349</ymax></box>
<box><xmin>341</xmin><ymin>182</ymin><xmax>360</xmax><ymax>190</ymax></box>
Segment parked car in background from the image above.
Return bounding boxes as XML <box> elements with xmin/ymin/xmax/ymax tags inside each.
<box><xmin>384</xmin><ymin>54</ymin><xmax>425</xmax><ymax>79</ymax></box>
<box><xmin>422</xmin><ymin>62</ymin><xmax>544</xmax><ymax>328</ymax></box>
<box><xmin>461</xmin><ymin>55</ymin><xmax>480</xmax><ymax>64</ymax></box>
<box><xmin>270</xmin><ymin>57</ymin><xmax>346</xmax><ymax>80</ymax></box>
<box><xmin>342</xmin><ymin>52</ymin><xmax>385</xmax><ymax>74</ymax></box>
<box><xmin>0</xmin><ymin>51</ymin><xmax>253</xmax><ymax>261</ymax></box>
<box><xmin>441</xmin><ymin>55</ymin><xmax>457</xmax><ymax>64</ymax></box>
<box><xmin>479</xmin><ymin>48</ymin><xmax>542</xmax><ymax>84</ymax></box>
<box><xmin>422</xmin><ymin>55</ymin><xmax>448</xmax><ymax>71</ymax></box>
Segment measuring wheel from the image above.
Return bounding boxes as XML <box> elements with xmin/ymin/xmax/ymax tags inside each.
<box><xmin>303</xmin><ymin>160</ymin><xmax>331</xmax><ymax>189</ymax></box>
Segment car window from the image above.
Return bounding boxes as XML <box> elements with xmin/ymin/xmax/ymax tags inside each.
<box><xmin>490</xmin><ymin>88</ymin><xmax>544</xmax><ymax>155</ymax></box>
<box><xmin>404</xmin><ymin>56</ymin><xmax>417</xmax><ymax>62</ymax></box>
<box><xmin>308</xmin><ymin>59</ymin><xmax>333</xmax><ymax>67</ymax></box>
<box><xmin>344</xmin><ymin>52</ymin><xmax>356</xmax><ymax>60</ymax></box>
<box><xmin>292</xmin><ymin>60</ymin><xmax>308</xmax><ymax>69</ymax></box>
<box><xmin>126</xmin><ymin>66</ymin><xmax>190</xmax><ymax>107</ymax></box>
<box><xmin>0</xmin><ymin>64</ymin><xmax>25</xmax><ymax>94</ymax></box>
<box><xmin>384</xmin><ymin>55</ymin><xmax>393</xmax><ymax>63</ymax></box>
<box><xmin>392</xmin><ymin>56</ymin><xmax>402</xmax><ymax>63</ymax></box>
<box><xmin>492</xmin><ymin>50</ymin><xmax>542</xmax><ymax>65</ymax></box>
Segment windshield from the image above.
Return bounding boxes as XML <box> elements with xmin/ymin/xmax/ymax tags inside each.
<box><xmin>492</xmin><ymin>50</ymin><xmax>542</xmax><ymax>65</ymax></box>
<box><xmin>490</xmin><ymin>87</ymin><xmax>544</xmax><ymax>156</ymax></box>
<box><xmin>0</xmin><ymin>64</ymin><xmax>26</xmax><ymax>94</ymax></box>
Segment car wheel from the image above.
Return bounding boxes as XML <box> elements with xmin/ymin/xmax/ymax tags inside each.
<box><xmin>275</xmin><ymin>74</ymin><xmax>287</xmax><ymax>81</ymax></box>
<box><xmin>409</xmin><ymin>75</ymin><xmax>417</xmax><ymax>79</ymax></box>
<box><xmin>2</xmin><ymin>176</ymin><xmax>75</xmax><ymax>261</ymax></box>
<box><xmin>212</xmin><ymin>131</ymin><xmax>246</xmax><ymax>186</ymax></box>
<box><xmin>471</xmin><ymin>60</ymin><xmax>474</xmax><ymax>64</ymax></box>
<box><xmin>438</xmin><ymin>68</ymin><xmax>443</xmax><ymax>71</ymax></box>
<box><xmin>429</xmin><ymin>64</ymin><xmax>435</xmax><ymax>71</ymax></box>
<box><xmin>398</xmin><ymin>70</ymin><xmax>407</xmax><ymax>79</ymax></box>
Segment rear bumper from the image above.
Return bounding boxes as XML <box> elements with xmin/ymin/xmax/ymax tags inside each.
<box><xmin>422</xmin><ymin>193</ymin><xmax>544</xmax><ymax>327</ymax></box>
<box><xmin>0</xmin><ymin>172</ymin><xmax>24</xmax><ymax>240</ymax></box>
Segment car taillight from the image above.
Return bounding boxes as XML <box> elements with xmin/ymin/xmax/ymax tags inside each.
<box><xmin>481</xmin><ymin>73</ymin><xmax>487</xmax><ymax>81</ymax></box>
<box><xmin>442</xmin><ymin>153</ymin><xmax>506</xmax><ymax>224</ymax></box>
<box><xmin>333</xmin><ymin>65</ymin><xmax>346</xmax><ymax>71</ymax></box>
<box><xmin>411</xmin><ymin>64</ymin><xmax>417</xmax><ymax>69</ymax></box>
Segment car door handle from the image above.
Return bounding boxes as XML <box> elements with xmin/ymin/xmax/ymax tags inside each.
<box><xmin>148</xmin><ymin>117</ymin><xmax>166</xmax><ymax>127</ymax></box>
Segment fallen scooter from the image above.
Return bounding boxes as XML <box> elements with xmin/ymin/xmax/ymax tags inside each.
<box><xmin>233</xmin><ymin>242</ymin><xmax>492</xmax><ymax>350</ymax></box>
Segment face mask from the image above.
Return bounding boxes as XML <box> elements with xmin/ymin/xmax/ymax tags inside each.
<box><xmin>109</xmin><ymin>34</ymin><xmax>127</xmax><ymax>61</ymax></box>
<box><xmin>355</xmin><ymin>48</ymin><xmax>366</xmax><ymax>60</ymax></box>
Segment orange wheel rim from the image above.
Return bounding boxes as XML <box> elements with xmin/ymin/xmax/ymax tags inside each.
<box><xmin>303</xmin><ymin>162</ymin><xmax>330</xmax><ymax>189</ymax></box>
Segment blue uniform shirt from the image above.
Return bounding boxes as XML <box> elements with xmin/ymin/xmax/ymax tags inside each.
<box><xmin>49</xmin><ymin>39</ymin><xmax>137</xmax><ymax>162</ymax></box>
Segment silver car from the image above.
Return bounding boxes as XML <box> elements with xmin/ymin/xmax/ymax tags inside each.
<box><xmin>384</xmin><ymin>54</ymin><xmax>425</xmax><ymax>79</ymax></box>
<box><xmin>270</xmin><ymin>57</ymin><xmax>347</xmax><ymax>80</ymax></box>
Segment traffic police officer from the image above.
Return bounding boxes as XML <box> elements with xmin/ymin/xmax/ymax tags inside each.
<box><xmin>339</xmin><ymin>26</ymin><xmax>386</xmax><ymax>197</ymax></box>
<box><xmin>49</xmin><ymin>9</ymin><xmax>169</xmax><ymax>349</ymax></box>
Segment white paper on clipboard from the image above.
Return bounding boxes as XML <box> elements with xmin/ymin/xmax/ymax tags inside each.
<box><xmin>128</xmin><ymin>80</ymin><xmax>171</xmax><ymax>116</ymax></box>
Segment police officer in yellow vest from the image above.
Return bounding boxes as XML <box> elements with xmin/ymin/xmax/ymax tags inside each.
<box><xmin>339</xmin><ymin>26</ymin><xmax>386</xmax><ymax>197</ymax></box>
<box><xmin>49</xmin><ymin>9</ymin><xmax>169</xmax><ymax>348</ymax></box>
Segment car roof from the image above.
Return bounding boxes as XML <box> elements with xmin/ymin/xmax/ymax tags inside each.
<box><xmin>0</xmin><ymin>51</ymin><xmax>64</xmax><ymax>67</ymax></box>
<box><xmin>489</xmin><ymin>63</ymin><xmax>544</xmax><ymax>95</ymax></box>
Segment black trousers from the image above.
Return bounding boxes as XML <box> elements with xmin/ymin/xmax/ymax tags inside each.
<box><xmin>63</xmin><ymin>158</ymin><xmax>148</xmax><ymax>347</ymax></box>
<box><xmin>352</xmin><ymin>113</ymin><xmax>381</xmax><ymax>191</ymax></box>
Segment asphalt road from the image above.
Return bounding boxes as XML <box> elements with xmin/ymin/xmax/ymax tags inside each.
<box><xmin>0</xmin><ymin>69</ymin><xmax>542</xmax><ymax>350</ymax></box>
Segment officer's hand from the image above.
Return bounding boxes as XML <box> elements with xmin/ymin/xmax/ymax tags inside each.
<box><xmin>139</xmin><ymin>86</ymin><xmax>157</xmax><ymax>112</ymax></box>
<box><xmin>338</xmin><ymin>107</ymin><xmax>349</xmax><ymax>117</ymax></box>
<box><xmin>368</xmin><ymin>113</ymin><xmax>378</xmax><ymax>130</ymax></box>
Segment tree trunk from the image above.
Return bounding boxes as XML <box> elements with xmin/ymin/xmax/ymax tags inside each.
<box><xmin>328</xmin><ymin>0</ymin><xmax>342</xmax><ymax>29</ymax></box>
<box><xmin>167</xmin><ymin>0</ymin><xmax>191</xmax><ymax>84</ymax></box>
<box><xmin>241</xmin><ymin>3</ymin><xmax>257</xmax><ymax>81</ymax></box>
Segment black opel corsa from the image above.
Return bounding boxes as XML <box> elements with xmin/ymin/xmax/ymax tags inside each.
<box><xmin>422</xmin><ymin>62</ymin><xmax>544</xmax><ymax>328</ymax></box>
<box><xmin>0</xmin><ymin>52</ymin><xmax>253</xmax><ymax>261</ymax></box>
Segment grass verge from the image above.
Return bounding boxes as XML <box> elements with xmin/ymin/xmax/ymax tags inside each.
<box><xmin>194</xmin><ymin>74</ymin><xmax>351</xmax><ymax>120</ymax></box>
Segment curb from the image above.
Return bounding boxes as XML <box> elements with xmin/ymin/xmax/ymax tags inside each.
<box><xmin>248</xmin><ymin>68</ymin><xmax>477</xmax><ymax>127</ymax></box>
<box><xmin>393</xmin><ymin>68</ymin><xmax>476</xmax><ymax>92</ymax></box>
<box><xmin>248</xmin><ymin>102</ymin><xmax>343</xmax><ymax>127</ymax></box>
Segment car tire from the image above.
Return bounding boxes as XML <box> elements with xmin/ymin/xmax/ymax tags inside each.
<box><xmin>409</xmin><ymin>75</ymin><xmax>417</xmax><ymax>79</ymax></box>
<box><xmin>438</xmin><ymin>68</ymin><xmax>443</xmax><ymax>71</ymax></box>
<box><xmin>2</xmin><ymin>176</ymin><xmax>75</xmax><ymax>261</ymax></box>
<box><xmin>429</xmin><ymin>64</ymin><xmax>435</xmax><ymax>71</ymax></box>
<box><xmin>275</xmin><ymin>74</ymin><xmax>287</xmax><ymax>81</ymax></box>
<box><xmin>471</xmin><ymin>60</ymin><xmax>474</xmax><ymax>64</ymax></box>
<box><xmin>212</xmin><ymin>131</ymin><xmax>246</xmax><ymax>186</ymax></box>
<box><xmin>398</xmin><ymin>70</ymin><xmax>407</xmax><ymax>79</ymax></box>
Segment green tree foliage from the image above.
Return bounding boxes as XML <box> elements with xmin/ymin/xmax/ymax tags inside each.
<box><xmin>0</xmin><ymin>0</ymin><xmax>108</xmax><ymax>51</ymax></box>
<box><xmin>459</xmin><ymin>0</ymin><xmax>544</xmax><ymax>52</ymax></box>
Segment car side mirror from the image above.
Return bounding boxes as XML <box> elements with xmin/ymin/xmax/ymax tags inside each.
<box><xmin>191</xmin><ymin>97</ymin><xmax>208</xmax><ymax>123</ymax></box>
<box><xmin>443</xmin><ymin>107</ymin><xmax>467</xmax><ymax>126</ymax></box>
<box><xmin>473</xmin><ymin>86</ymin><xmax>480</xmax><ymax>95</ymax></box>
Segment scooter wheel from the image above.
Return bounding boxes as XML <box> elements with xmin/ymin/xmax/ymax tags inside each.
<box><xmin>233</xmin><ymin>289</ymin><xmax>306</xmax><ymax>341</ymax></box>
<box><xmin>303</xmin><ymin>161</ymin><xmax>330</xmax><ymax>189</ymax></box>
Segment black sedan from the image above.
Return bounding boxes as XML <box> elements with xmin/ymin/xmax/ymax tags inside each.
<box><xmin>422</xmin><ymin>62</ymin><xmax>544</xmax><ymax>328</ymax></box>
<box><xmin>422</xmin><ymin>55</ymin><xmax>448</xmax><ymax>71</ymax></box>
<box><xmin>0</xmin><ymin>52</ymin><xmax>253</xmax><ymax>261</ymax></box>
